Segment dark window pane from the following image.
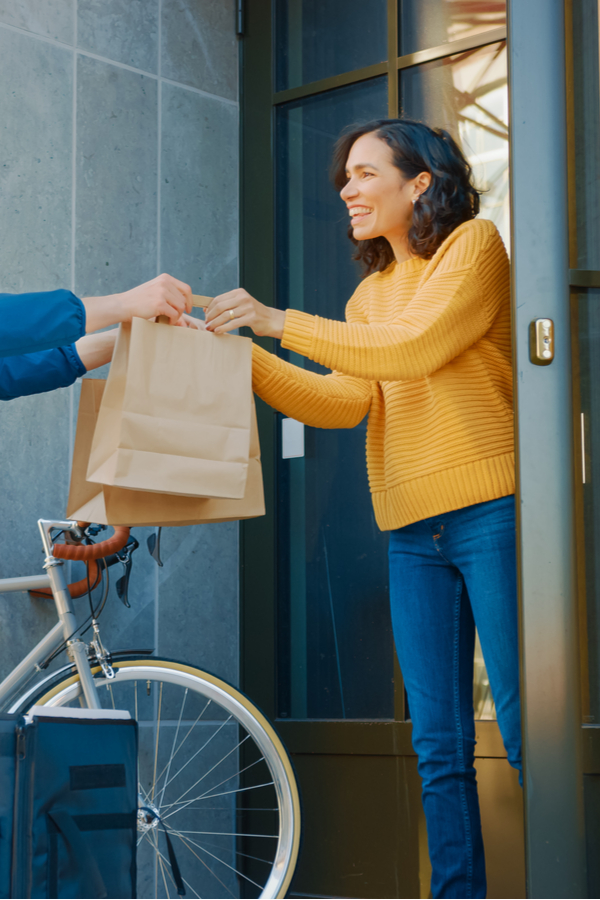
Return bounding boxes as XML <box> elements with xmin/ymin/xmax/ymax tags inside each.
<box><xmin>400</xmin><ymin>0</ymin><xmax>506</xmax><ymax>56</ymax></box>
<box><xmin>572</xmin><ymin>0</ymin><xmax>600</xmax><ymax>269</ymax></box>
<box><xmin>275</xmin><ymin>78</ymin><xmax>393</xmax><ymax>720</ymax></box>
<box><xmin>575</xmin><ymin>289</ymin><xmax>600</xmax><ymax>722</ymax></box>
<box><xmin>275</xmin><ymin>0</ymin><xmax>387</xmax><ymax>92</ymax></box>
<box><xmin>400</xmin><ymin>41</ymin><xmax>509</xmax><ymax>249</ymax></box>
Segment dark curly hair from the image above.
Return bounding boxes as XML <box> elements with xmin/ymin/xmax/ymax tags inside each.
<box><xmin>331</xmin><ymin>118</ymin><xmax>481</xmax><ymax>276</ymax></box>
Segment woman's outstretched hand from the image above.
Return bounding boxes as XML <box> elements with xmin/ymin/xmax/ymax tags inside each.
<box><xmin>205</xmin><ymin>289</ymin><xmax>286</xmax><ymax>339</ymax></box>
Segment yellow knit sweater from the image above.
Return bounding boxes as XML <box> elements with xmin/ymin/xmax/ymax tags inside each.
<box><xmin>251</xmin><ymin>218</ymin><xmax>514</xmax><ymax>531</ymax></box>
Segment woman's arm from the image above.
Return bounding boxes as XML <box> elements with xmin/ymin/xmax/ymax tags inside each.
<box><xmin>205</xmin><ymin>220</ymin><xmax>508</xmax><ymax>382</ymax></box>
<box><xmin>252</xmin><ymin>344</ymin><xmax>371</xmax><ymax>429</ymax></box>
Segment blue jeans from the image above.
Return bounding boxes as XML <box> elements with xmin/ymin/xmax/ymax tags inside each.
<box><xmin>388</xmin><ymin>495</ymin><xmax>521</xmax><ymax>899</ymax></box>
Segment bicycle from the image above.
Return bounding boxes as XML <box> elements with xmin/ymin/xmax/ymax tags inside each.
<box><xmin>0</xmin><ymin>517</ymin><xmax>301</xmax><ymax>900</ymax></box>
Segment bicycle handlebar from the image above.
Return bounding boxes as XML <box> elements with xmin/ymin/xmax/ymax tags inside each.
<box><xmin>52</xmin><ymin>525</ymin><xmax>131</xmax><ymax>561</ymax></box>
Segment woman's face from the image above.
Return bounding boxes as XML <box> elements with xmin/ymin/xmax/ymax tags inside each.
<box><xmin>340</xmin><ymin>132</ymin><xmax>429</xmax><ymax>248</ymax></box>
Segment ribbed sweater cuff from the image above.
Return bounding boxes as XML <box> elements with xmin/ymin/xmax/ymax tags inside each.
<box><xmin>281</xmin><ymin>310</ymin><xmax>316</xmax><ymax>358</ymax></box>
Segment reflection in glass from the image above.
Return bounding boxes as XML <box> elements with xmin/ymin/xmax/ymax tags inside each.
<box><xmin>400</xmin><ymin>0</ymin><xmax>506</xmax><ymax>56</ymax></box>
<box><xmin>275</xmin><ymin>78</ymin><xmax>393</xmax><ymax>720</ymax></box>
<box><xmin>401</xmin><ymin>41</ymin><xmax>509</xmax><ymax>251</ymax></box>
<box><xmin>575</xmin><ymin>290</ymin><xmax>600</xmax><ymax>721</ymax></box>
<box><xmin>572</xmin><ymin>0</ymin><xmax>600</xmax><ymax>269</ymax></box>
<box><xmin>275</xmin><ymin>0</ymin><xmax>387</xmax><ymax>91</ymax></box>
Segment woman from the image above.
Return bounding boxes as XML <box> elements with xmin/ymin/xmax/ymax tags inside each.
<box><xmin>205</xmin><ymin>118</ymin><xmax>518</xmax><ymax>899</ymax></box>
<box><xmin>0</xmin><ymin>273</ymin><xmax>194</xmax><ymax>399</ymax></box>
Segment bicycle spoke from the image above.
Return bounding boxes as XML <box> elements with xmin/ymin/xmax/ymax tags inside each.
<box><xmin>163</xmin><ymin>755</ymin><xmax>266</xmax><ymax>817</ymax></box>
<box><xmin>157</xmin><ymin>848</ymin><xmax>172</xmax><ymax>900</ymax></box>
<box><xmin>159</xmin><ymin>714</ymin><xmax>234</xmax><ymax>797</ymax></box>
<box><xmin>162</xmin><ymin>780</ymin><xmax>275</xmax><ymax>816</ymax></box>
<box><xmin>164</xmin><ymin>731</ymin><xmax>250</xmax><ymax>811</ymax></box>
<box><xmin>170</xmin><ymin>830</ymin><xmax>264</xmax><ymax>892</ymax></box>
<box><xmin>153</xmin><ymin>698</ymin><xmax>212</xmax><ymax>792</ymax></box>
<box><xmin>175</xmin><ymin>829</ymin><xmax>278</xmax><ymax>839</ymax></box>
<box><xmin>193</xmin><ymin>836</ymin><xmax>276</xmax><ymax>867</ymax></box>
<box><xmin>157</xmin><ymin>687</ymin><xmax>188</xmax><ymax>812</ymax></box>
<box><xmin>152</xmin><ymin>827</ymin><xmax>159</xmax><ymax>900</ymax></box>
<box><xmin>151</xmin><ymin>682</ymin><xmax>164</xmax><ymax>803</ymax></box>
<box><xmin>169</xmin><ymin>831</ymin><xmax>236</xmax><ymax>899</ymax></box>
<box><xmin>107</xmin><ymin>683</ymin><xmax>116</xmax><ymax>710</ymax></box>
<box><xmin>152</xmin><ymin>844</ymin><xmax>203</xmax><ymax>899</ymax></box>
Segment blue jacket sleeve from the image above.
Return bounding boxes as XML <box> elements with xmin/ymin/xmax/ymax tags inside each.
<box><xmin>0</xmin><ymin>345</ymin><xmax>86</xmax><ymax>401</ymax></box>
<box><xmin>0</xmin><ymin>289</ymin><xmax>86</xmax><ymax>358</ymax></box>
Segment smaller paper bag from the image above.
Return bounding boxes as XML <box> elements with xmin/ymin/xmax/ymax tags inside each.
<box><xmin>67</xmin><ymin>380</ymin><xmax>264</xmax><ymax>527</ymax></box>
<box><xmin>86</xmin><ymin>318</ymin><xmax>253</xmax><ymax>499</ymax></box>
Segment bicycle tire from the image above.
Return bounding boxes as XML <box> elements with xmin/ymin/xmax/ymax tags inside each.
<box><xmin>23</xmin><ymin>657</ymin><xmax>301</xmax><ymax>900</ymax></box>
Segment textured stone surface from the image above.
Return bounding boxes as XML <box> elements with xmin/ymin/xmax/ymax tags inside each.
<box><xmin>157</xmin><ymin>523</ymin><xmax>238</xmax><ymax>685</ymax></box>
<box><xmin>0</xmin><ymin>28</ymin><xmax>72</xmax><ymax>292</ymax></box>
<box><xmin>0</xmin><ymin>0</ymin><xmax>74</xmax><ymax>43</ymax></box>
<box><xmin>0</xmin><ymin>388</ymin><xmax>72</xmax><ymax>682</ymax></box>
<box><xmin>77</xmin><ymin>0</ymin><xmax>159</xmax><ymax>74</ymax></box>
<box><xmin>161</xmin><ymin>83</ymin><xmax>238</xmax><ymax>296</ymax></box>
<box><xmin>0</xmin><ymin>0</ymin><xmax>240</xmax><ymax>777</ymax></box>
<box><xmin>161</xmin><ymin>0</ymin><xmax>238</xmax><ymax>101</ymax></box>
<box><xmin>75</xmin><ymin>54</ymin><xmax>158</xmax><ymax>297</ymax></box>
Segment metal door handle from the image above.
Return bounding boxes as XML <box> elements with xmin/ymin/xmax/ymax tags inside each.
<box><xmin>529</xmin><ymin>318</ymin><xmax>554</xmax><ymax>365</ymax></box>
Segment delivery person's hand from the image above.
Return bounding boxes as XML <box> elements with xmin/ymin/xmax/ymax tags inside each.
<box><xmin>82</xmin><ymin>274</ymin><xmax>193</xmax><ymax>332</ymax></box>
<box><xmin>205</xmin><ymin>289</ymin><xmax>285</xmax><ymax>339</ymax></box>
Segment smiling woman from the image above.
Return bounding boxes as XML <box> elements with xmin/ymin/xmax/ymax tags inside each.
<box><xmin>205</xmin><ymin>118</ymin><xmax>516</xmax><ymax>899</ymax></box>
<box><xmin>334</xmin><ymin>120</ymin><xmax>480</xmax><ymax>269</ymax></box>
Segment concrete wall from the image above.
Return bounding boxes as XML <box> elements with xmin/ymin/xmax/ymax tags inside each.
<box><xmin>0</xmin><ymin>1</ymin><xmax>240</xmax><ymax>691</ymax></box>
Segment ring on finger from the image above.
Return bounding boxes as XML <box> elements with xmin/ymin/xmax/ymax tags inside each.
<box><xmin>228</xmin><ymin>309</ymin><xmax>235</xmax><ymax>320</ymax></box>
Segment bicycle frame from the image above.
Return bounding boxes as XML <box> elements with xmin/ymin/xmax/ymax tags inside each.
<box><xmin>0</xmin><ymin>519</ymin><xmax>101</xmax><ymax>711</ymax></box>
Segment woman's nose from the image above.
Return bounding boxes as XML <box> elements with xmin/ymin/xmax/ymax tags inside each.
<box><xmin>340</xmin><ymin>180</ymin><xmax>356</xmax><ymax>201</ymax></box>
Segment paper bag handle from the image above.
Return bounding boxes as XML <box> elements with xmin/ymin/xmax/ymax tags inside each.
<box><xmin>156</xmin><ymin>294</ymin><xmax>212</xmax><ymax>324</ymax></box>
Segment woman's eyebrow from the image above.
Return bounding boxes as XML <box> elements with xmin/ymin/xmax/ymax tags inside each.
<box><xmin>345</xmin><ymin>162</ymin><xmax>381</xmax><ymax>173</ymax></box>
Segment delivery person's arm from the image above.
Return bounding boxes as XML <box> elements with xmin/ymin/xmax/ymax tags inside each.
<box><xmin>0</xmin><ymin>273</ymin><xmax>193</xmax><ymax>359</ymax></box>
<box><xmin>0</xmin><ymin>312</ymin><xmax>201</xmax><ymax>401</ymax></box>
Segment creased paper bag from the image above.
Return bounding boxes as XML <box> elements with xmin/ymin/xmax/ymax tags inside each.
<box><xmin>86</xmin><ymin>318</ymin><xmax>252</xmax><ymax>499</ymax></box>
<box><xmin>67</xmin><ymin>379</ymin><xmax>265</xmax><ymax>526</ymax></box>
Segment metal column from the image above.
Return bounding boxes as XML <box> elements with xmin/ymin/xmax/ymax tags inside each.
<box><xmin>508</xmin><ymin>0</ymin><xmax>586</xmax><ymax>895</ymax></box>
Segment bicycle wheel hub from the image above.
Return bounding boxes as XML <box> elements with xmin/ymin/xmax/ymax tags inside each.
<box><xmin>137</xmin><ymin>799</ymin><xmax>160</xmax><ymax>833</ymax></box>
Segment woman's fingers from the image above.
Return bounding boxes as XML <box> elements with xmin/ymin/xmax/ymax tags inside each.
<box><xmin>204</xmin><ymin>288</ymin><xmax>286</xmax><ymax>338</ymax></box>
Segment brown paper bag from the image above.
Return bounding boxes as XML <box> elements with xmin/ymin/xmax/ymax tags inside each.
<box><xmin>86</xmin><ymin>318</ymin><xmax>253</xmax><ymax>499</ymax></box>
<box><xmin>67</xmin><ymin>379</ymin><xmax>264</xmax><ymax>526</ymax></box>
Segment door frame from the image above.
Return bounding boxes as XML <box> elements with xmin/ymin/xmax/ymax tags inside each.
<box><xmin>240</xmin><ymin>1</ymin><xmax>589</xmax><ymax>896</ymax></box>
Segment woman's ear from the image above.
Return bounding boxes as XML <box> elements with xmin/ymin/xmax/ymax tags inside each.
<box><xmin>416</xmin><ymin>171</ymin><xmax>432</xmax><ymax>195</ymax></box>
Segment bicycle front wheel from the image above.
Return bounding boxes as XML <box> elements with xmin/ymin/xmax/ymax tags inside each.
<box><xmin>31</xmin><ymin>658</ymin><xmax>301</xmax><ymax>900</ymax></box>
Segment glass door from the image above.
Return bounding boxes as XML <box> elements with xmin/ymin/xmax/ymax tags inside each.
<box><xmin>240</xmin><ymin>2</ymin><xmax>536</xmax><ymax>897</ymax></box>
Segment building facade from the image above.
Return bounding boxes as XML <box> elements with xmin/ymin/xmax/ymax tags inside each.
<box><xmin>0</xmin><ymin>0</ymin><xmax>598</xmax><ymax>897</ymax></box>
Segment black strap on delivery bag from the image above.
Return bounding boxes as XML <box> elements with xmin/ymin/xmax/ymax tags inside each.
<box><xmin>4</xmin><ymin>707</ymin><xmax>138</xmax><ymax>899</ymax></box>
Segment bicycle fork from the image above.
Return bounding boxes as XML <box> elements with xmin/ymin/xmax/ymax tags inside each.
<box><xmin>38</xmin><ymin>520</ymin><xmax>102</xmax><ymax>710</ymax></box>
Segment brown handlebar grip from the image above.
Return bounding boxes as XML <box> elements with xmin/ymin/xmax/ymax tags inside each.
<box><xmin>52</xmin><ymin>526</ymin><xmax>131</xmax><ymax>561</ymax></box>
<box><xmin>30</xmin><ymin>559</ymin><xmax>102</xmax><ymax>600</ymax></box>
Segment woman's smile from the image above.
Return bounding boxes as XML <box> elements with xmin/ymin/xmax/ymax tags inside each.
<box><xmin>348</xmin><ymin>205</ymin><xmax>374</xmax><ymax>224</ymax></box>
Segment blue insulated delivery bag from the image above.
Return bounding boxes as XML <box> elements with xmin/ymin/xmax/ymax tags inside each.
<box><xmin>8</xmin><ymin>707</ymin><xmax>138</xmax><ymax>899</ymax></box>
<box><xmin>0</xmin><ymin>716</ymin><xmax>17</xmax><ymax>899</ymax></box>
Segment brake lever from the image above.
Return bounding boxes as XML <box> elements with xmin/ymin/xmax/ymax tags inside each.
<box><xmin>147</xmin><ymin>528</ymin><xmax>163</xmax><ymax>567</ymax></box>
<box><xmin>115</xmin><ymin>536</ymin><xmax>139</xmax><ymax>608</ymax></box>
